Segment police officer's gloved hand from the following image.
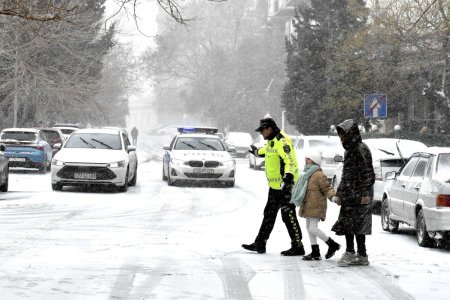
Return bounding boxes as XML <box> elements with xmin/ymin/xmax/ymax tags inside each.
<box><xmin>249</xmin><ymin>144</ymin><xmax>258</xmax><ymax>156</ymax></box>
<box><xmin>281</xmin><ymin>173</ymin><xmax>294</xmax><ymax>201</ymax></box>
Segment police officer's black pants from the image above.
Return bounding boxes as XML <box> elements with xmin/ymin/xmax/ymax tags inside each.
<box><xmin>255</xmin><ymin>188</ymin><xmax>302</xmax><ymax>246</ymax></box>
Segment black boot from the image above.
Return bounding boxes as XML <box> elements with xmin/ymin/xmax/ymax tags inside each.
<box><xmin>242</xmin><ymin>242</ymin><xmax>266</xmax><ymax>254</ymax></box>
<box><xmin>302</xmin><ymin>244</ymin><xmax>321</xmax><ymax>261</ymax></box>
<box><xmin>281</xmin><ymin>242</ymin><xmax>305</xmax><ymax>256</ymax></box>
<box><xmin>325</xmin><ymin>238</ymin><xmax>341</xmax><ymax>259</ymax></box>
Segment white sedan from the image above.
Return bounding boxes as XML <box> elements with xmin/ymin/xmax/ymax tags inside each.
<box><xmin>51</xmin><ymin>128</ymin><xmax>138</xmax><ymax>192</ymax></box>
<box><xmin>162</xmin><ymin>129</ymin><xmax>236</xmax><ymax>187</ymax></box>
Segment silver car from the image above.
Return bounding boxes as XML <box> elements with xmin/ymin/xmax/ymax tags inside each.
<box><xmin>382</xmin><ymin>147</ymin><xmax>450</xmax><ymax>247</ymax></box>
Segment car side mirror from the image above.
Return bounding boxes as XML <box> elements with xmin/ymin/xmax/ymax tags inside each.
<box><xmin>53</xmin><ymin>143</ymin><xmax>62</xmax><ymax>150</ymax></box>
<box><xmin>0</xmin><ymin>144</ymin><xmax>5</xmax><ymax>152</ymax></box>
<box><xmin>163</xmin><ymin>146</ymin><xmax>170</xmax><ymax>151</ymax></box>
<box><xmin>227</xmin><ymin>145</ymin><xmax>236</xmax><ymax>153</ymax></box>
<box><xmin>385</xmin><ymin>171</ymin><xmax>397</xmax><ymax>180</ymax></box>
<box><xmin>127</xmin><ymin>145</ymin><xmax>136</xmax><ymax>152</ymax></box>
<box><xmin>334</xmin><ymin>154</ymin><xmax>343</xmax><ymax>163</ymax></box>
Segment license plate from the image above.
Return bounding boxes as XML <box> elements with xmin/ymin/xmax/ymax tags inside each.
<box><xmin>9</xmin><ymin>157</ymin><xmax>25</xmax><ymax>162</ymax></box>
<box><xmin>74</xmin><ymin>173</ymin><xmax>96</xmax><ymax>179</ymax></box>
<box><xmin>193</xmin><ymin>168</ymin><xmax>214</xmax><ymax>174</ymax></box>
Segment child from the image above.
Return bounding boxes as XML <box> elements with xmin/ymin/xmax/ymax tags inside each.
<box><xmin>290</xmin><ymin>150</ymin><xmax>341</xmax><ymax>260</ymax></box>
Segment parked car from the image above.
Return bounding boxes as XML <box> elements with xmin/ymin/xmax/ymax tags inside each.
<box><xmin>0</xmin><ymin>143</ymin><xmax>9</xmax><ymax>192</ymax></box>
<box><xmin>51</xmin><ymin>128</ymin><xmax>138</xmax><ymax>192</ymax></box>
<box><xmin>295</xmin><ymin>135</ymin><xmax>343</xmax><ymax>181</ymax></box>
<box><xmin>53</xmin><ymin>123</ymin><xmax>80</xmax><ymax>140</ymax></box>
<box><xmin>40</xmin><ymin>128</ymin><xmax>65</xmax><ymax>156</ymax></box>
<box><xmin>332</xmin><ymin>138</ymin><xmax>429</xmax><ymax>205</ymax></box>
<box><xmin>248</xmin><ymin>134</ymin><xmax>266</xmax><ymax>170</ymax></box>
<box><xmin>0</xmin><ymin>128</ymin><xmax>53</xmax><ymax>173</ymax></box>
<box><xmin>382</xmin><ymin>147</ymin><xmax>450</xmax><ymax>247</ymax></box>
<box><xmin>162</xmin><ymin>126</ymin><xmax>236</xmax><ymax>187</ymax></box>
<box><xmin>225</xmin><ymin>132</ymin><xmax>253</xmax><ymax>158</ymax></box>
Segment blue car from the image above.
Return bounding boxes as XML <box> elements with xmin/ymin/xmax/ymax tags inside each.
<box><xmin>0</xmin><ymin>128</ymin><xmax>53</xmax><ymax>173</ymax></box>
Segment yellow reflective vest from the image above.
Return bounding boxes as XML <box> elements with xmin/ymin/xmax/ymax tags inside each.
<box><xmin>257</xmin><ymin>131</ymin><xmax>299</xmax><ymax>190</ymax></box>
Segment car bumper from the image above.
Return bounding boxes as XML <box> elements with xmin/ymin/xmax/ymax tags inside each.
<box><xmin>6</xmin><ymin>152</ymin><xmax>46</xmax><ymax>165</ymax></box>
<box><xmin>423</xmin><ymin>207</ymin><xmax>450</xmax><ymax>231</ymax></box>
<box><xmin>169</xmin><ymin>163</ymin><xmax>235</xmax><ymax>182</ymax></box>
<box><xmin>373</xmin><ymin>180</ymin><xmax>385</xmax><ymax>202</ymax></box>
<box><xmin>51</xmin><ymin>163</ymin><xmax>127</xmax><ymax>186</ymax></box>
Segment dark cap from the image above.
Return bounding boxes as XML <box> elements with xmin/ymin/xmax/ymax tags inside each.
<box><xmin>255</xmin><ymin>117</ymin><xmax>277</xmax><ymax>132</ymax></box>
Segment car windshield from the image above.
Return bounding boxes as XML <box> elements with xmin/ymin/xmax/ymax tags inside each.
<box><xmin>309</xmin><ymin>139</ymin><xmax>341</xmax><ymax>150</ymax></box>
<box><xmin>60</xmin><ymin>128</ymin><xmax>77</xmax><ymax>135</ymax></box>
<box><xmin>65</xmin><ymin>133</ymin><xmax>122</xmax><ymax>150</ymax></box>
<box><xmin>174</xmin><ymin>137</ymin><xmax>225</xmax><ymax>151</ymax></box>
<box><xmin>1</xmin><ymin>131</ymin><xmax>37</xmax><ymax>142</ymax></box>
<box><xmin>364</xmin><ymin>139</ymin><xmax>427</xmax><ymax>159</ymax></box>
<box><xmin>226</xmin><ymin>132</ymin><xmax>253</xmax><ymax>147</ymax></box>
<box><xmin>42</xmin><ymin>130</ymin><xmax>62</xmax><ymax>142</ymax></box>
<box><xmin>436</xmin><ymin>153</ymin><xmax>450</xmax><ymax>180</ymax></box>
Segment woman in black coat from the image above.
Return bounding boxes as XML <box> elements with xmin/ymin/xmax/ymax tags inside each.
<box><xmin>331</xmin><ymin>119</ymin><xmax>375</xmax><ymax>266</ymax></box>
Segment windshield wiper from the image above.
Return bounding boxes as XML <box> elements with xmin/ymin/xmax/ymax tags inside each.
<box><xmin>377</xmin><ymin>149</ymin><xmax>395</xmax><ymax>156</ymax></box>
<box><xmin>79</xmin><ymin>137</ymin><xmax>95</xmax><ymax>148</ymax></box>
<box><xmin>91</xmin><ymin>138</ymin><xmax>113</xmax><ymax>149</ymax></box>
<box><xmin>181</xmin><ymin>141</ymin><xmax>197</xmax><ymax>150</ymax></box>
<box><xmin>199</xmin><ymin>141</ymin><xmax>217</xmax><ymax>151</ymax></box>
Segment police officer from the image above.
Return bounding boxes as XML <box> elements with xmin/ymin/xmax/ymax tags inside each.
<box><xmin>242</xmin><ymin>117</ymin><xmax>305</xmax><ymax>256</ymax></box>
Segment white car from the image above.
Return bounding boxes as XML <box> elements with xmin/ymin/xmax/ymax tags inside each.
<box><xmin>51</xmin><ymin>128</ymin><xmax>138</xmax><ymax>192</ymax></box>
<box><xmin>225</xmin><ymin>131</ymin><xmax>253</xmax><ymax>158</ymax></box>
<box><xmin>248</xmin><ymin>134</ymin><xmax>266</xmax><ymax>170</ymax></box>
<box><xmin>332</xmin><ymin>138</ymin><xmax>429</xmax><ymax>204</ymax></box>
<box><xmin>295</xmin><ymin>135</ymin><xmax>343</xmax><ymax>181</ymax></box>
<box><xmin>162</xmin><ymin>127</ymin><xmax>236</xmax><ymax>187</ymax></box>
<box><xmin>382</xmin><ymin>147</ymin><xmax>450</xmax><ymax>247</ymax></box>
<box><xmin>53</xmin><ymin>124</ymin><xmax>80</xmax><ymax>140</ymax></box>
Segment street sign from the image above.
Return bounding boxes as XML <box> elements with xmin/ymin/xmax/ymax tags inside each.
<box><xmin>364</xmin><ymin>94</ymin><xmax>387</xmax><ymax>118</ymax></box>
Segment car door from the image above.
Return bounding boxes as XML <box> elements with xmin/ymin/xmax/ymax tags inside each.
<box><xmin>163</xmin><ymin>136</ymin><xmax>176</xmax><ymax>176</ymax></box>
<box><xmin>388</xmin><ymin>156</ymin><xmax>419</xmax><ymax>218</ymax></box>
<box><xmin>403</xmin><ymin>157</ymin><xmax>430</xmax><ymax>222</ymax></box>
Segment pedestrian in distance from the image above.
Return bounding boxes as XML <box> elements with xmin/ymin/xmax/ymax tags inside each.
<box><xmin>131</xmin><ymin>126</ymin><xmax>139</xmax><ymax>146</ymax></box>
<box><xmin>290</xmin><ymin>150</ymin><xmax>341</xmax><ymax>260</ymax></box>
<box><xmin>331</xmin><ymin>119</ymin><xmax>375</xmax><ymax>266</ymax></box>
<box><xmin>242</xmin><ymin>117</ymin><xmax>305</xmax><ymax>256</ymax></box>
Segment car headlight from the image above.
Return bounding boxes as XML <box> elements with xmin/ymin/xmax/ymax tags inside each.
<box><xmin>52</xmin><ymin>159</ymin><xmax>65</xmax><ymax>166</ymax></box>
<box><xmin>220</xmin><ymin>160</ymin><xmax>235</xmax><ymax>167</ymax></box>
<box><xmin>109</xmin><ymin>160</ymin><xmax>126</xmax><ymax>168</ymax></box>
<box><xmin>171</xmin><ymin>158</ymin><xmax>187</xmax><ymax>165</ymax></box>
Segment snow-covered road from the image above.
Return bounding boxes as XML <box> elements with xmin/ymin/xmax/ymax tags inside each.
<box><xmin>0</xmin><ymin>135</ymin><xmax>449</xmax><ymax>299</ymax></box>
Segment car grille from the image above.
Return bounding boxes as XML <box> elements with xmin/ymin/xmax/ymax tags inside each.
<box><xmin>187</xmin><ymin>160</ymin><xmax>220</xmax><ymax>168</ymax></box>
<box><xmin>204</xmin><ymin>161</ymin><xmax>220</xmax><ymax>168</ymax></box>
<box><xmin>57</xmin><ymin>166</ymin><xmax>116</xmax><ymax>180</ymax></box>
<box><xmin>184</xmin><ymin>173</ymin><xmax>222</xmax><ymax>179</ymax></box>
<box><xmin>187</xmin><ymin>160</ymin><xmax>203</xmax><ymax>167</ymax></box>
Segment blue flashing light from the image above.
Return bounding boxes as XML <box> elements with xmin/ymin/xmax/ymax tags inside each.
<box><xmin>177</xmin><ymin>126</ymin><xmax>218</xmax><ymax>134</ymax></box>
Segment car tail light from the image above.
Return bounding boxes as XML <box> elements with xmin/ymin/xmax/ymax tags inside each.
<box><xmin>34</xmin><ymin>145</ymin><xmax>45</xmax><ymax>151</ymax></box>
<box><xmin>436</xmin><ymin>195</ymin><xmax>450</xmax><ymax>207</ymax></box>
<box><xmin>374</xmin><ymin>166</ymin><xmax>382</xmax><ymax>181</ymax></box>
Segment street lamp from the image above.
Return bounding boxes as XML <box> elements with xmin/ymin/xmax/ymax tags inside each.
<box><xmin>281</xmin><ymin>110</ymin><xmax>286</xmax><ymax>131</ymax></box>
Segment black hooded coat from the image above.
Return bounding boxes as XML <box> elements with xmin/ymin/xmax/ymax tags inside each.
<box><xmin>331</xmin><ymin>120</ymin><xmax>375</xmax><ymax>235</ymax></box>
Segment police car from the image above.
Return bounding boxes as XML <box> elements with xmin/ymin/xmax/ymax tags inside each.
<box><xmin>162</xmin><ymin>126</ymin><xmax>236</xmax><ymax>187</ymax></box>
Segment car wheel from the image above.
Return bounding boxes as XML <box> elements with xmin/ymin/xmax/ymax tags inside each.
<box><xmin>52</xmin><ymin>183</ymin><xmax>63</xmax><ymax>191</ymax></box>
<box><xmin>167</xmin><ymin>173</ymin><xmax>175</xmax><ymax>186</ymax></box>
<box><xmin>38</xmin><ymin>164</ymin><xmax>46</xmax><ymax>173</ymax></box>
<box><xmin>118</xmin><ymin>168</ymin><xmax>129</xmax><ymax>192</ymax></box>
<box><xmin>0</xmin><ymin>170</ymin><xmax>9</xmax><ymax>192</ymax></box>
<box><xmin>417</xmin><ymin>209</ymin><xmax>433</xmax><ymax>247</ymax></box>
<box><xmin>225</xmin><ymin>180</ymin><xmax>235</xmax><ymax>188</ymax></box>
<box><xmin>46</xmin><ymin>162</ymin><xmax>51</xmax><ymax>171</ymax></box>
<box><xmin>381</xmin><ymin>199</ymin><xmax>399</xmax><ymax>233</ymax></box>
<box><xmin>129</xmin><ymin>167</ymin><xmax>137</xmax><ymax>186</ymax></box>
